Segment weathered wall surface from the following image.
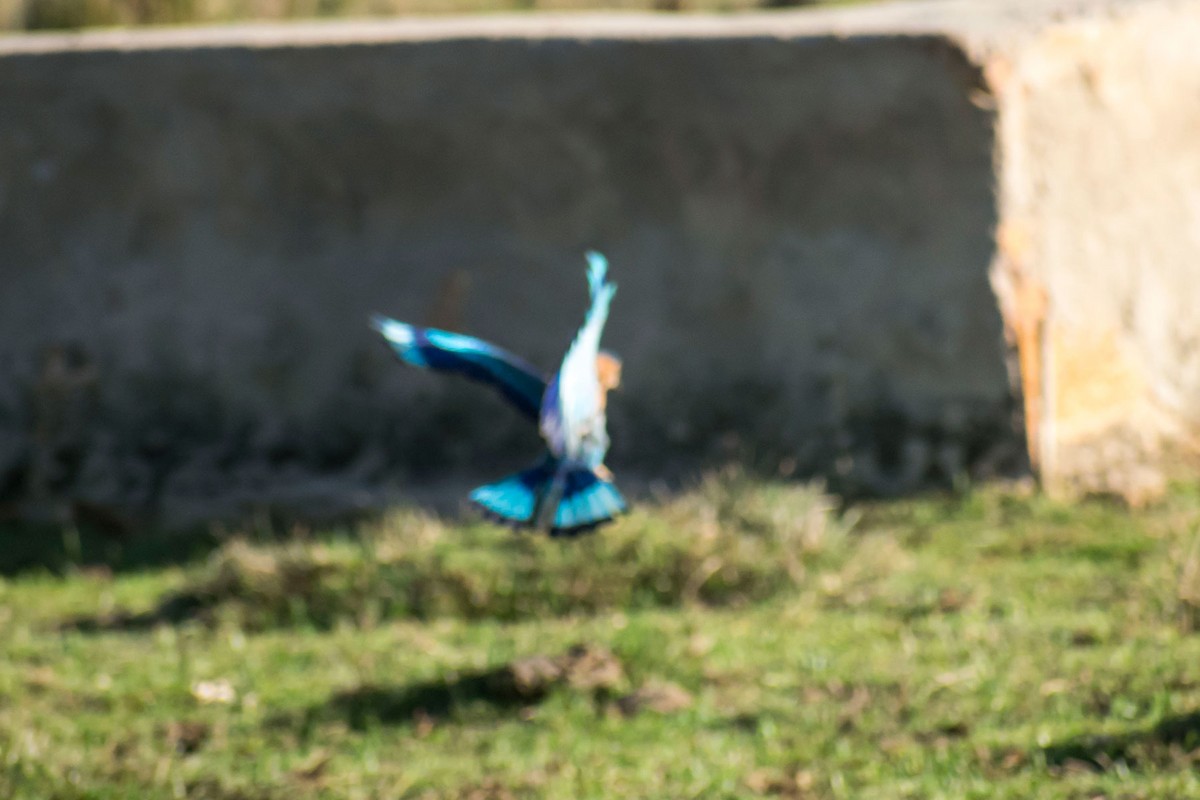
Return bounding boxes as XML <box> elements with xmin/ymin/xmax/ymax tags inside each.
<box><xmin>986</xmin><ymin>0</ymin><xmax>1200</xmax><ymax>502</ymax></box>
<box><xmin>0</xmin><ymin>0</ymin><xmax>1194</xmax><ymax>523</ymax></box>
<box><xmin>0</xmin><ymin>10</ymin><xmax>1015</xmax><ymax>523</ymax></box>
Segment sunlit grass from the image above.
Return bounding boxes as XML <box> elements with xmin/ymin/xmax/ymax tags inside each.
<box><xmin>2</xmin><ymin>476</ymin><xmax>1200</xmax><ymax>798</ymax></box>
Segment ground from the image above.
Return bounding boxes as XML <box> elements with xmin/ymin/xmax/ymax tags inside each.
<box><xmin>3</xmin><ymin>473</ymin><xmax>1200</xmax><ymax>799</ymax></box>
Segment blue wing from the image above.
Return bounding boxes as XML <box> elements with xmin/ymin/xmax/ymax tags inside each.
<box><xmin>541</xmin><ymin>252</ymin><xmax>617</xmax><ymax>467</ymax></box>
<box><xmin>469</xmin><ymin>456</ymin><xmax>556</xmax><ymax>527</ymax></box>
<box><xmin>371</xmin><ymin>315</ymin><xmax>547</xmax><ymax>421</ymax></box>
<box><xmin>469</xmin><ymin>455</ymin><xmax>627</xmax><ymax>537</ymax></box>
<box><xmin>550</xmin><ymin>465</ymin><xmax>627</xmax><ymax>536</ymax></box>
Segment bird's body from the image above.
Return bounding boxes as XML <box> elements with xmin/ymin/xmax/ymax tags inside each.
<box><xmin>372</xmin><ymin>252</ymin><xmax>626</xmax><ymax>536</ymax></box>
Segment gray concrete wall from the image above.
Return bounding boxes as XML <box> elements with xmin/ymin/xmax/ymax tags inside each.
<box><xmin>0</xmin><ymin>0</ymin><xmax>1193</xmax><ymax>523</ymax></box>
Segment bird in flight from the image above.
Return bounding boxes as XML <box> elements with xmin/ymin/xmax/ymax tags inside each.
<box><xmin>372</xmin><ymin>252</ymin><xmax>627</xmax><ymax>537</ymax></box>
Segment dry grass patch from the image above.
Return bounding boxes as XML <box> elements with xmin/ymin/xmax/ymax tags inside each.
<box><xmin>69</xmin><ymin>474</ymin><xmax>854</xmax><ymax>630</ymax></box>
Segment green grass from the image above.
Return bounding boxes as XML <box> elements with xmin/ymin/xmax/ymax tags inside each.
<box><xmin>3</xmin><ymin>475</ymin><xmax>1200</xmax><ymax>798</ymax></box>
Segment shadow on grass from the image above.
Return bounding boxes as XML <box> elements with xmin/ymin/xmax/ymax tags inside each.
<box><xmin>326</xmin><ymin>675</ymin><xmax>537</xmax><ymax>729</ymax></box>
<box><xmin>0</xmin><ymin>499</ymin><xmax>390</xmax><ymax>578</ymax></box>
<box><xmin>1041</xmin><ymin>712</ymin><xmax>1200</xmax><ymax>771</ymax></box>
<box><xmin>271</xmin><ymin>677</ymin><xmax>538</xmax><ymax>748</ymax></box>
<box><xmin>59</xmin><ymin>589</ymin><xmax>218</xmax><ymax>633</ymax></box>
<box><xmin>294</xmin><ymin>646</ymin><xmax>621</xmax><ymax>732</ymax></box>
<box><xmin>0</xmin><ymin>519</ymin><xmax>225</xmax><ymax>578</ymax></box>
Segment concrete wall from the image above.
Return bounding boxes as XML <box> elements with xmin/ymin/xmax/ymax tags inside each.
<box><xmin>0</xmin><ymin>0</ymin><xmax>1194</xmax><ymax>523</ymax></box>
<box><xmin>986</xmin><ymin>0</ymin><xmax>1200</xmax><ymax>502</ymax></box>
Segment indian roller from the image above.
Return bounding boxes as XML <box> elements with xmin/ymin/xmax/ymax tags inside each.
<box><xmin>371</xmin><ymin>252</ymin><xmax>626</xmax><ymax>537</ymax></box>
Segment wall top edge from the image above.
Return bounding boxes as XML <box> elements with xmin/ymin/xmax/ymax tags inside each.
<box><xmin>0</xmin><ymin>0</ymin><xmax>1162</xmax><ymax>57</ymax></box>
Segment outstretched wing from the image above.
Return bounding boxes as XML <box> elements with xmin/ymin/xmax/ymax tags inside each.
<box><xmin>371</xmin><ymin>315</ymin><xmax>547</xmax><ymax>421</ymax></box>
<box><xmin>541</xmin><ymin>252</ymin><xmax>617</xmax><ymax>465</ymax></box>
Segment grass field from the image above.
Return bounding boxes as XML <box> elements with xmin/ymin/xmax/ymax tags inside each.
<box><xmin>3</xmin><ymin>473</ymin><xmax>1200</xmax><ymax>798</ymax></box>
